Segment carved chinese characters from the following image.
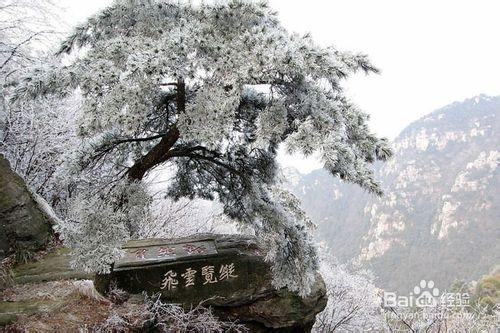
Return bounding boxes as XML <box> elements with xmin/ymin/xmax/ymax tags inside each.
<box><xmin>94</xmin><ymin>235</ymin><xmax>328</xmax><ymax>332</ymax></box>
<box><xmin>160</xmin><ymin>270</ymin><xmax>178</xmax><ymax>290</ymax></box>
<box><xmin>157</xmin><ymin>246</ymin><xmax>175</xmax><ymax>257</ymax></box>
<box><xmin>219</xmin><ymin>263</ymin><xmax>237</xmax><ymax>281</ymax></box>
<box><xmin>115</xmin><ymin>240</ymin><xmax>218</xmax><ymax>269</ymax></box>
<box><xmin>160</xmin><ymin>263</ymin><xmax>238</xmax><ymax>291</ymax></box>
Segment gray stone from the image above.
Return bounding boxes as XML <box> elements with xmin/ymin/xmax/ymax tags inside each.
<box><xmin>0</xmin><ymin>154</ymin><xmax>54</xmax><ymax>260</ymax></box>
<box><xmin>12</xmin><ymin>247</ymin><xmax>92</xmax><ymax>284</ymax></box>
<box><xmin>95</xmin><ymin>234</ymin><xmax>327</xmax><ymax>332</ymax></box>
<box><xmin>0</xmin><ymin>299</ymin><xmax>65</xmax><ymax>326</ymax></box>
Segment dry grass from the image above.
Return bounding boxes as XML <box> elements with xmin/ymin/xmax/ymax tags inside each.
<box><xmin>0</xmin><ymin>257</ymin><xmax>15</xmax><ymax>290</ymax></box>
<box><xmin>1</xmin><ymin>280</ymin><xmax>249</xmax><ymax>332</ymax></box>
<box><xmin>0</xmin><ymin>280</ymin><xmax>148</xmax><ymax>332</ymax></box>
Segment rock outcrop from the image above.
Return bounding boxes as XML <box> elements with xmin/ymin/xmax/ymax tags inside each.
<box><xmin>95</xmin><ymin>234</ymin><xmax>327</xmax><ymax>332</ymax></box>
<box><xmin>0</xmin><ymin>154</ymin><xmax>54</xmax><ymax>260</ymax></box>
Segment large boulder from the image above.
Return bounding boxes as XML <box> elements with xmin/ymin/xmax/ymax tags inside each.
<box><xmin>0</xmin><ymin>154</ymin><xmax>54</xmax><ymax>260</ymax></box>
<box><xmin>95</xmin><ymin>234</ymin><xmax>327</xmax><ymax>332</ymax></box>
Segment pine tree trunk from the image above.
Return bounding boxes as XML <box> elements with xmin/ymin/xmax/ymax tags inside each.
<box><xmin>127</xmin><ymin>126</ymin><xmax>180</xmax><ymax>180</ymax></box>
<box><xmin>127</xmin><ymin>78</ymin><xmax>185</xmax><ymax>180</ymax></box>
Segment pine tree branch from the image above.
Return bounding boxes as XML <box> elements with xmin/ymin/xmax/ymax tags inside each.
<box><xmin>127</xmin><ymin>126</ymin><xmax>180</xmax><ymax>180</ymax></box>
<box><xmin>127</xmin><ymin>78</ymin><xmax>186</xmax><ymax>180</ymax></box>
<box><xmin>0</xmin><ymin>30</ymin><xmax>51</xmax><ymax>70</ymax></box>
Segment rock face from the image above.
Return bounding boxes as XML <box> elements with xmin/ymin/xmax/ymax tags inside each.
<box><xmin>96</xmin><ymin>234</ymin><xmax>327</xmax><ymax>332</ymax></box>
<box><xmin>286</xmin><ymin>94</ymin><xmax>500</xmax><ymax>293</ymax></box>
<box><xmin>0</xmin><ymin>154</ymin><xmax>54</xmax><ymax>260</ymax></box>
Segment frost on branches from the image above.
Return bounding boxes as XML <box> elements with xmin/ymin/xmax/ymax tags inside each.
<box><xmin>12</xmin><ymin>0</ymin><xmax>392</xmax><ymax>294</ymax></box>
<box><xmin>314</xmin><ymin>255</ymin><xmax>385</xmax><ymax>331</ymax></box>
<box><xmin>0</xmin><ymin>0</ymin><xmax>73</xmax><ymax>213</ymax></box>
<box><xmin>56</xmin><ymin>180</ymin><xmax>151</xmax><ymax>274</ymax></box>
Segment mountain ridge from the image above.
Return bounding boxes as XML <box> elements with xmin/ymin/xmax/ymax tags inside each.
<box><xmin>286</xmin><ymin>94</ymin><xmax>500</xmax><ymax>293</ymax></box>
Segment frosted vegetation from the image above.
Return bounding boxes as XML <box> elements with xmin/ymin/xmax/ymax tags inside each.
<box><xmin>314</xmin><ymin>253</ymin><xmax>385</xmax><ymax>331</ymax></box>
<box><xmin>4</xmin><ymin>0</ymin><xmax>392</xmax><ymax>296</ymax></box>
<box><xmin>1</xmin><ymin>1</ymin><xmax>498</xmax><ymax>331</ymax></box>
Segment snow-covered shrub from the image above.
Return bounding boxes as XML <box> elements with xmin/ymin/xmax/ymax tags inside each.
<box><xmin>56</xmin><ymin>180</ymin><xmax>151</xmax><ymax>273</ymax></box>
<box><xmin>314</xmin><ymin>255</ymin><xmax>385</xmax><ymax>332</ymax></box>
<box><xmin>99</xmin><ymin>313</ymin><xmax>129</xmax><ymax>332</ymax></box>
<box><xmin>145</xmin><ymin>295</ymin><xmax>248</xmax><ymax>333</ymax></box>
<box><xmin>71</xmin><ymin>279</ymin><xmax>107</xmax><ymax>303</ymax></box>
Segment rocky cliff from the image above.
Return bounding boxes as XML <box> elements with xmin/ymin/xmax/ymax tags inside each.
<box><xmin>286</xmin><ymin>95</ymin><xmax>500</xmax><ymax>293</ymax></box>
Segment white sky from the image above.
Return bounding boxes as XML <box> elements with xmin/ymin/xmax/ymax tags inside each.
<box><xmin>62</xmin><ymin>0</ymin><xmax>500</xmax><ymax>173</ymax></box>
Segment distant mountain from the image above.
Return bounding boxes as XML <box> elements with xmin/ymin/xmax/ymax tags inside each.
<box><xmin>286</xmin><ymin>95</ymin><xmax>500</xmax><ymax>293</ymax></box>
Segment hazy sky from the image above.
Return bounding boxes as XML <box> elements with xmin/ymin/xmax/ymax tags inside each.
<box><xmin>63</xmin><ymin>0</ymin><xmax>500</xmax><ymax>172</ymax></box>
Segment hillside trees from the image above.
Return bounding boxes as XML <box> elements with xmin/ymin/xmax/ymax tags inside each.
<box><xmin>0</xmin><ymin>0</ymin><xmax>59</xmax><ymax>76</ymax></box>
<box><xmin>314</xmin><ymin>256</ymin><xmax>385</xmax><ymax>331</ymax></box>
<box><xmin>13</xmin><ymin>0</ymin><xmax>391</xmax><ymax>295</ymax></box>
<box><xmin>0</xmin><ymin>0</ymin><xmax>77</xmax><ymax>212</ymax></box>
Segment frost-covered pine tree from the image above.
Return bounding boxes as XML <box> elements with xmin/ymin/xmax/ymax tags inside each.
<box><xmin>13</xmin><ymin>0</ymin><xmax>391</xmax><ymax>295</ymax></box>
